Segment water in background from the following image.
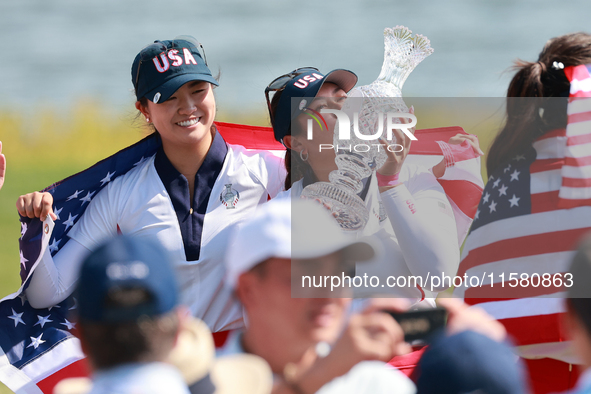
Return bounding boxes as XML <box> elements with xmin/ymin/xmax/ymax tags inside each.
<box><xmin>1</xmin><ymin>0</ymin><xmax>590</xmax><ymax>118</ymax></box>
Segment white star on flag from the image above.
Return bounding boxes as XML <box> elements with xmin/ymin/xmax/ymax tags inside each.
<box><xmin>489</xmin><ymin>200</ymin><xmax>497</xmax><ymax>213</ymax></box>
<box><xmin>69</xmin><ymin>298</ymin><xmax>78</xmax><ymax>310</ymax></box>
<box><xmin>100</xmin><ymin>171</ymin><xmax>115</xmax><ymax>186</ymax></box>
<box><xmin>492</xmin><ymin>179</ymin><xmax>501</xmax><ymax>188</ymax></box>
<box><xmin>49</xmin><ymin>238</ymin><xmax>60</xmax><ymax>253</ymax></box>
<box><xmin>483</xmin><ymin>192</ymin><xmax>490</xmax><ymax>203</ymax></box>
<box><xmin>66</xmin><ymin>190</ymin><xmax>83</xmax><ymax>201</ymax></box>
<box><xmin>20</xmin><ymin>251</ymin><xmax>29</xmax><ymax>268</ymax></box>
<box><xmin>134</xmin><ymin>157</ymin><xmax>147</xmax><ymax>167</ymax></box>
<box><xmin>20</xmin><ymin>222</ymin><xmax>28</xmax><ymax>237</ymax></box>
<box><xmin>63</xmin><ymin>213</ymin><xmax>78</xmax><ymax>231</ymax></box>
<box><xmin>498</xmin><ymin>184</ymin><xmax>508</xmax><ymax>196</ymax></box>
<box><xmin>53</xmin><ymin>206</ymin><xmax>63</xmax><ymax>221</ymax></box>
<box><xmin>514</xmin><ymin>154</ymin><xmax>526</xmax><ymax>161</ymax></box>
<box><xmin>8</xmin><ymin>309</ymin><xmax>25</xmax><ymax>327</ymax></box>
<box><xmin>27</xmin><ymin>334</ymin><xmax>46</xmax><ymax>349</ymax></box>
<box><xmin>474</xmin><ymin>209</ymin><xmax>480</xmax><ymax>220</ymax></box>
<box><xmin>48</xmin><ymin>305</ymin><xmax>61</xmax><ymax>311</ymax></box>
<box><xmin>80</xmin><ymin>191</ymin><xmax>96</xmax><ymax>205</ymax></box>
<box><xmin>61</xmin><ymin>319</ymin><xmax>76</xmax><ymax>330</ymax></box>
<box><xmin>34</xmin><ymin>315</ymin><xmax>53</xmax><ymax>328</ymax></box>
<box><xmin>510</xmin><ymin>170</ymin><xmax>520</xmax><ymax>181</ymax></box>
<box><xmin>18</xmin><ymin>293</ymin><xmax>27</xmax><ymax>306</ymax></box>
<box><xmin>504</xmin><ymin>164</ymin><xmax>512</xmax><ymax>173</ymax></box>
<box><xmin>509</xmin><ymin>194</ymin><xmax>520</xmax><ymax>207</ymax></box>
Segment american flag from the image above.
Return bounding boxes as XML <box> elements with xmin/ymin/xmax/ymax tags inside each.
<box><xmin>454</xmin><ymin>65</ymin><xmax>591</xmax><ymax>348</ymax></box>
<box><xmin>0</xmin><ymin>123</ymin><xmax>482</xmax><ymax>393</ymax></box>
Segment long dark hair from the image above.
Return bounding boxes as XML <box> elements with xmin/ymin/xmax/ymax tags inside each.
<box><xmin>270</xmin><ymin>90</ymin><xmax>312</xmax><ymax>190</ymax></box>
<box><xmin>487</xmin><ymin>32</ymin><xmax>591</xmax><ymax>175</ymax></box>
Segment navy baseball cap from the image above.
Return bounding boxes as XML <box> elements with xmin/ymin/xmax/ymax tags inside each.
<box><xmin>416</xmin><ymin>331</ymin><xmax>529</xmax><ymax>394</ymax></box>
<box><xmin>272</xmin><ymin>69</ymin><xmax>357</xmax><ymax>143</ymax></box>
<box><xmin>132</xmin><ymin>37</ymin><xmax>219</xmax><ymax>104</ymax></box>
<box><xmin>76</xmin><ymin>235</ymin><xmax>179</xmax><ymax>323</ymax></box>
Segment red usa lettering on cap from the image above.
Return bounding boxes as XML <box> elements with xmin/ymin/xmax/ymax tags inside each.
<box><xmin>153</xmin><ymin>48</ymin><xmax>198</xmax><ymax>73</ymax></box>
<box><xmin>293</xmin><ymin>73</ymin><xmax>324</xmax><ymax>89</ymax></box>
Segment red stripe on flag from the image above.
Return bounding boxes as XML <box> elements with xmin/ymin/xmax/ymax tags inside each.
<box><xmin>215</xmin><ymin>122</ymin><xmax>285</xmax><ymax>151</ymax></box>
<box><xmin>557</xmin><ymin>198</ymin><xmax>591</xmax><ymax>209</ymax></box>
<box><xmin>437</xmin><ymin>179</ymin><xmax>482</xmax><ymax>218</ymax></box>
<box><xmin>37</xmin><ymin>358</ymin><xmax>90</xmax><ymax>394</ymax></box>
<box><xmin>566</xmin><ymin>132</ymin><xmax>591</xmax><ymax>146</ymax></box>
<box><xmin>571</xmin><ymin>90</ymin><xmax>591</xmax><ymax>98</ymax></box>
<box><xmin>530</xmin><ymin>159</ymin><xmax>564</xmax><ymax>174</ymax></box>
<box><xmin>565</xmin><ymin>65</ymin><xmax>591</xmax><ymax>84</ymax></box>
<box><xmin>215</xmin><ymin>122</ymin><xmax>470</xmax><ymax>157</ymax></box>
<box><xmin>531</xmin><ymin>191</ymin><xmax>560</xmax><ymax>213</ymax></box>
<box><xmin>562</xmin><ymin>177</ymin><xmax>591</xmax><ymax>187</ymax></box>
<box><xmin>565</xmin><ymin>156</ymin><xmax>591</xmax><ymax>166</ymax></box>
<box><xmin>569</xmin><ymin>96</ymin><xmax>591</xmax><ymax>103</ymax></box>
<box><xmin>408</xmin><ymin>126</ymin><xmax>466</xmax><ymax>155</ymax></box>
<box><xmin>447</xmin><ymin>139</ymin><xmax>480</xmax><ymax>162</ymax></box>
<box><xmin>463</xmin><ymin>296</ymin><xmax>564</xmax><ymax>306</ymax></box>
<box><xmin>568</xmin><ymin>111</ymin><xmax>591</xmax><ymax>124</ymax></box>
<box><xmin>464</xmin><ymin>297</ymin><xmax>505</xmax><ymax>306</ymax></box>
<box><xmin>464</xmin><ymin>279</ymin><xmax>566</xmax><ymax>299</ymax></box>
<box><xmin>498</xmin><ymin>313</ymin><xmax>567</xmax><ymax>346</ymax></box>
<box><xmin>458</xmin><ymin>227</ymin><xmax>589</xmax><ymax>276</ymax></box>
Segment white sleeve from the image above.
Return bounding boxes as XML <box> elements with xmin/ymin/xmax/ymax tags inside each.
<box><xmin>381</xmin><ymin>169</ymin><xmax>460</xmax><ymax>291</ymax></box>
<box><xmin>25</xmin><ymin>239</ymin><xmax>90</xmax><ymax>309</ymax></box>
<box><xmin>25</xmin><ymin>183</ymin><xmax>119</xmax><ymax>308</ymax></box>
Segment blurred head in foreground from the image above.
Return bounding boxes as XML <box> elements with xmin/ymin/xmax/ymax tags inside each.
<box><xmin>75</xmin><ymin>234</ymin><xmax>181</xmax><ymax>370</ymax></box>
<box><xmin>226</xmin><ymin>199</ymin><xmax>375</xmax><ymax>358</ymax></box>
<box><xmin>71</xmin><ymin>234</ymin><xmax>272</xmax><ymax>394</ymax></box>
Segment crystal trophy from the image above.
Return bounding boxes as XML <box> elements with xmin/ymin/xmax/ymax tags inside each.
<box><xmin>301</xmin><ymin>26</ymin><xmax>433</xmax><ymax>231</ymax></box>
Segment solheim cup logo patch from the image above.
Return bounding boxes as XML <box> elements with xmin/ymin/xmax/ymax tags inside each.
<box><xmin>220</xmin><ymin>184</ymin><xmax>240</xmax><ymax>209</ymax></box>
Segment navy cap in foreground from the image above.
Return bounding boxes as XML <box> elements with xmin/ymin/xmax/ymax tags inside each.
<box><xmin>416</xmin><ymin>330</ymin><xmax>528</xmax><ymax>394</ymax></box>
<box><xmin>76</xmin><ymin>235</ymin><xmax>179</xmax><ymax>322</ymax></box>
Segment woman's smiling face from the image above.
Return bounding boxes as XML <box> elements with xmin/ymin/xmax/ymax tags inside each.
<box><xmin>139</xmin><ymin>80</ymin><xmax>216</xmax><ymax>150</ymax></box>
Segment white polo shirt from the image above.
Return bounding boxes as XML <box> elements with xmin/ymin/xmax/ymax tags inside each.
<box><xmin>62</xmin><ymin>133</ymin><xmax>285</xmax><ymax>331</ymax></box>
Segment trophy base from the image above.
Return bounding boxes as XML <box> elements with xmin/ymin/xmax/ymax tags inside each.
<box><xmin>301</xmin><ymin>182</ymin><xmax>369</xmax><ymax>232</ymax></box>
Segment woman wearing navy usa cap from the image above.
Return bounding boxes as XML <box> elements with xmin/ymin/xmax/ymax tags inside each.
<box><xmin>16</xmin><ymin>36</ymin><xmax>286</xmax><ymax>334</ymax></box>
<box><xmin>267</xmin><ymin>68</ymin><xmax>461</xmax><ymax>304</ymax></box>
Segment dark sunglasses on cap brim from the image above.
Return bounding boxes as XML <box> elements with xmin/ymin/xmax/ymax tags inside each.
<box><xmin>264</xmin><ymin>67</ymin><xmax>319</xmax><ymax>127</ymax></box>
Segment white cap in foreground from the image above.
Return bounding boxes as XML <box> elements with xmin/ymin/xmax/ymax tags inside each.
<box><xmin>225</xmin><ymin>199</ymin><xmax>376</xmax><ymax>288</ymax></box>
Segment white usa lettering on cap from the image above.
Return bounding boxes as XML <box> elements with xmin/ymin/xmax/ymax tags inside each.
<box><xmin>293</xmin><ymin>73</ymin><xmax>324</xmax><ymax>89</ymax></box>
<box><xmin>106</xmin><ymin>261</ymin><xmax>150</xmax><ymax>280</ymax></box>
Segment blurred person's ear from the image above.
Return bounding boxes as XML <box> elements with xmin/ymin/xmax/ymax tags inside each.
<box><xmin>236</xmin><ymin>272</ymin><xmax>260</xmax><ymax>310</ymax></box>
